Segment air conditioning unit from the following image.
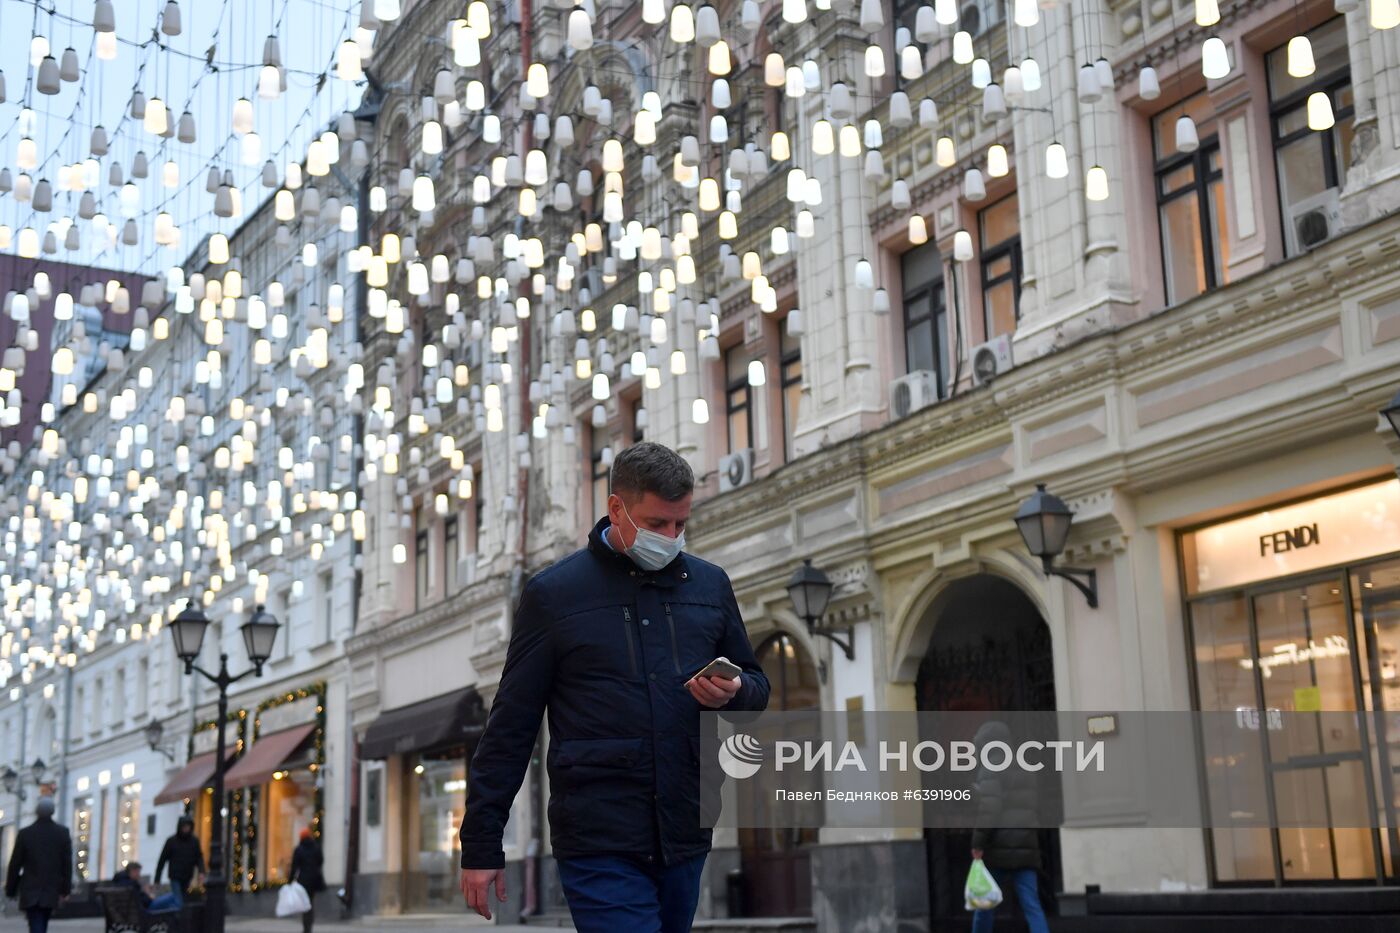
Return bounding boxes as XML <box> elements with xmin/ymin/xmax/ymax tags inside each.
<box><xmin>960</xmin><ymin>0</ymin><xmax>1002</xmax><ymax>36</ymax></box>
<box><xmin>1288</xmin><ymin>188</ymin><xmax>1341</xmax><ymax>253</ymax></box>
<box><xmin>718</xmin><ymin>448</ymin><xmax>755</xmax><ymax>492</ymax></box>
<box><xmin>971</xmin><ymin>334</ymin><xmax>1014</xmax><ymax>387</ymax></box>
<box><xmin>890</xmin><ymin>371</ymin><xmax>940</xmax><ymax>420</ymax></box>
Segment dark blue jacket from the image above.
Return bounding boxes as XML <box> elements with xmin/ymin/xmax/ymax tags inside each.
<box><xmin>460</xmin><ymin>518</ymin><xmax>770</xmax><ymax>868</ymax></box>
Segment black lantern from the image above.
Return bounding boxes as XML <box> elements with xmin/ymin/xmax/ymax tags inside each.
<box><xmin>1383</xmin><ymin>388</ymin><xmax>1400</xmax><ymax>442</ymax></box>
<box><xmin>145</xmin><ymin>719</ymin><xmax>176</xmax><ymax>761</ymax></box>
<box><xmin>240</xmin><ymin>604</ymin><xmax>280</xmax><ymax>673</ymax></box>
<box><xmin>1014</xmin><ymin>484</ymin><xmax>1074</xmax><ymax>563</ymax></box>
<box><xmin>169</xmin><ymin>598</ymin><xmax>211</xmax><ymax>669</ymax></box>
<box><xmin>1014</xmin><ymin>484</ymin><xmax>1099</xmax><ymax>608</ymax></box>
<box><xmin>30</xmin><ymin>758</ymin><xmax>45</xmax><ymax>783</ymax></box>
<box><xmin>786</xmin><ymin>558</ymin><xmax>834</xmax><ymax>624</ymax></box>
<box><xmin>785</xmin><ymin>558</ymin><xmax>853</xmax><ymax>660</ymax></box>
<box><xmin>1</xmin><ymin>767</ymin><xmax>16</xmax><ymax>794</ymax></box>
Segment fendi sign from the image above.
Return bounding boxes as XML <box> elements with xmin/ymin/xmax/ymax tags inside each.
<box><xmin>1185</xmin><ymin>479</ymin><xmax>1400</xmax><ymax>595</ymax></box>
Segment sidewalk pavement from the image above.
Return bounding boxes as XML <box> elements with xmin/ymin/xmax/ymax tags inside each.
<box><xmin>0</xmin><ymin>913</ymin><xmax>564</xmax><ymax>933</ymax></box>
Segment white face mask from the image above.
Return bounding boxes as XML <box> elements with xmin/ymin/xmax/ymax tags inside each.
<box><xmin>619</xmin><ymin>502</ymin><xmax>685</xmax><ymax>571</ymax></box>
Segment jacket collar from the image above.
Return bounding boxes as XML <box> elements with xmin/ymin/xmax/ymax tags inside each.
<box><xmin>588</xmin><ymin>517</ymin><xmax>689</xmax><ymax>587</ymax></box>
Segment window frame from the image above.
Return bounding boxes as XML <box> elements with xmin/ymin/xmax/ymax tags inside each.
<box><xmin>590</xmin><ymin>426</ymin><xmax>610</xmax><ymax>519</ymax></box>
<box><xmin>779</xmin><ymin>328</ymin><xmax>802</xmax><ymax>463</ymax></box>
<box><xmin>725</xmin><ymin>346</ymin><xmax>755</xmax><ymax>453</ymax></box>
<box><xmin>444</xmin><ymin>514</ymin><xmax>459</xmax><ymax>592</ymax></box>
<box><xmin>1267</xmin><ymin>72</ymin><xmax>1353</xmax><ymax>255</ymax></box>
<box><xmin>978</xmin><ymin>194</ymin><xmax>1022</xmax><ymax>338</ymax></box>
<box><xmin>414</xmin><ymin>513</ymin><xmax>430</xmax><ymax>611</ymax></box>
<box><xmin>900</xmin><ymin>245</ymin><xmax>949</xmax><ymax>397</ymax></box>
<box><xmin>1153</xmin><ymin>110</ymin><xmax>1227</xmax><ymax>305</ymax></box>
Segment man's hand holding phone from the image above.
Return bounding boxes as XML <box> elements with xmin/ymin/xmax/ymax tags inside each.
<box><xmin>686</xmin><ymin>657</ymin><xmax>742</xmax><ymax>708</ymax></box>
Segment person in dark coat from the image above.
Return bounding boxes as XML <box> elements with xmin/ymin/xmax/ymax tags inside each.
<box><xmin>969</xmin><ymin>721</ymin><xmax>1050</xmax><ymax>933</ymax></box>
<box><xmin>110</xmin><ymin>861</ymin><xmax>152</xmax><ymax>908</ymax></box>
<box><xmin>153</xmin><ymin>815</ymin><xmax>204</xmax><ymax>906</ymax></box>
<box><xmin>288</xmin><ymin>828</ymin><xmax>326</xmax><ymax>933</ymax></box>
<box><xmin>459</xmin><ymin>442</ymin><xmax>771</xmax><ymax>932</ymax></box>
<box><xmin>4</xmin><ymin>797</ymin><xmax>72</xmax><ymax>933</ymax></box>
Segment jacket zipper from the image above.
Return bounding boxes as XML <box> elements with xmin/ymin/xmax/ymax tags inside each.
<box><xmin>622</xmin><ymin>607</ymin><xmax>639</xmax><ymax>678</ymax></box>
<box><xmin>665</xmin><ymin>602</ymin><xmax>681</xmax><ymax>674</ymax></box>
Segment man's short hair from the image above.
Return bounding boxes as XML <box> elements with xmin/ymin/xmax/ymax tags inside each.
<box><xmin>126</xmin><ymin>861</ymin><xmax>142</xmax><ymax>872</ymax></box>
<box><xmin>610</xmin><ymin>442</ymin><xmax>694</xmax><ymax>502</ymax></box>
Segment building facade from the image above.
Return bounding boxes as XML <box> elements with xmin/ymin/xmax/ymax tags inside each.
<box><xmin>340</xmin><ymin>0</ymin><xmax>1400</xmax><ymax>929</ymax></box>
<box><xmin>4</xmin><ymin>0</ymin><xmax>1400</xmax><ymax>929</ymax></box>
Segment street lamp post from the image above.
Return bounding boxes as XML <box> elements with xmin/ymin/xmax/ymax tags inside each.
<box><xmin>1014</xmin><ymin>483</ymin><xmax>1099</xmax><ymax>608</ymax></box>
<box><xmin>166</xmin><ymin>599</ymin><xmax>279</xmax><ymax>933</ymax></box>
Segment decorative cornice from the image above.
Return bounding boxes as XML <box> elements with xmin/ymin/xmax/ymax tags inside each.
<box><xmin>346</xmin><ymin>572</ymin><xmax>511</xmax><ymax>656</ymax></box>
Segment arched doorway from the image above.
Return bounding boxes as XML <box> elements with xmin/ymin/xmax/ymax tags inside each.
<box><xmin>914</xmin><ymin>574</ymin><xmax>1062</xmax><ymax>919</ymax></box>
<box><xmin>739</xmin><ymin>632</ymin><xmax>820</xmax><ymax>917</ymax></box>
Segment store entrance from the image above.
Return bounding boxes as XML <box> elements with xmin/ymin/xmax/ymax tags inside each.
<box><xmin>915</xmin><ymin>574</ymin><xmax>1060</xmax><ymax>918</ymax></box>
<box><xmin>1191</xmin><ymin>555</ymin><xmax>1400</xmax><ymax>884</ymax></box>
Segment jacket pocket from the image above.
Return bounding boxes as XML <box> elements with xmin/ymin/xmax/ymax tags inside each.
<box><xmin>665</xmin><ymin>602</ymin><xmax>682</xmax><ymax>675</ymax></box>
<box><xmin>622</xmin><ymin>607</ymin><xmax>639</xmax><ymax>678</ymax></box>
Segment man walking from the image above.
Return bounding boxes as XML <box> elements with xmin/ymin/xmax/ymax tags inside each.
<box><xmin>4</xmin><ymin>797</ymin><xmax>72</xmax><ymax>933</ymax></box>
<box><xmin>153</xmin><ymin>815</ymin><xmax>204</xmax><ymax>906</ymax></box>
<box><xmin>460</xmin><ymin>442</ymin><xmax>770</xmax><ymax>932</ymax></box>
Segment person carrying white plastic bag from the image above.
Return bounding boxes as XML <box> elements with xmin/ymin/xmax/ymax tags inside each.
<box><xmin>964</xmin><ymin>857</ymin><xmax>1003</xmax><ymax>911</ymax></box>
<box><xmin>967</xmin><ymin>720</ymin><xmax>1050</xmax><ymax>932</ymax></box>
<box><xmin>275</xmin><ymin>880</ymin><xmax>311</xmax><ymax>917</ymax></box>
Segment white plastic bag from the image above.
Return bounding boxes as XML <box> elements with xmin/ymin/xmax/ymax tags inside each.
<box><xmin>276</xmin><ymin>881</ymin><xmax>311</xmax><ymax>917</ymax></box>
<box><xmin>964</xmin><ymin>858</ymin><xmax>1004</xmax><ymax>911</ymax></box>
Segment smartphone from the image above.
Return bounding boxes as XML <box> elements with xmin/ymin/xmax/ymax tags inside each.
<box><xmin>692</xmin><ymin>656</ymin><xmax>743</xmax><ymax>681</ymax></box>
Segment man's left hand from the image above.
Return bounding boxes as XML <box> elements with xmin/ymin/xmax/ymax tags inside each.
<box><xmin>687</xmin><ymin>674</ymin><xmax>741</xmax><ymax>709</ymax></box>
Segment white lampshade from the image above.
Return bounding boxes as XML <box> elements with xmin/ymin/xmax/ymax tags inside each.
<box><xmin>1086</xmin><ymin>165</ymin><xmax>1110</xmax><ymax>202</ymax></box>
<box><xmin>412</xmin><ymin>174</ymin><xmax>435</xmax><ymax>212</ymax></box>
<box><xmin>953</xmin><ymin>230</ymin><xmax>974</xmax><ymax>262</ymax></box>
<box><xmin>987</xmin><ymin>144</ymin><xmax>1009</xmax><ymax>177</ymax></box>
<box><xmin>1175</xmin><ymin>116</ymin><xmax>1199</xmax><ymax>153</ymax></box>
<box><xmin>1202</xmin><ymin>37</ymin><xmax>1231</xmax><ymax>79</ymax></box>
<box><xmin>1307</xmin><ymin>91</ymin><xmax>1335</xmax><ymax>130</ymax></box>
<box><xmin>1374</xmin><ymin>0</ymin><xmax>1400</xmax><ymax>28</ymax></box>
<box><xmin>1139</xmin><ymin>66</ymin><xmax>1161</xmax><ymax>100</ymax></box>
<box><xmin>1045</xmin><ymin>142</ymin><xmax>1068</xmax><ymax>179</ymax></box>
<box><xmin>1196</xmin><ymin>0</ymin><xmax>1220</xmax><ymax>25</ymax></box>
<box><xmin>1287</xmin><ymin>36</ymin><xmax>1315</xmax><ymax>78</ymax></box>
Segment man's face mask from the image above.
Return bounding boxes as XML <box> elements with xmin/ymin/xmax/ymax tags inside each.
<box><xmin>620</xmin><ymin>501</ymin><xmax>685</xmax><ymax>571</ymax></box>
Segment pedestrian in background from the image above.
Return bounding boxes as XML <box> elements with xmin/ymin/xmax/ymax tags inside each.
<box><xmin>969</xmin><ymin>720</ymin><xmax>1051</xmax><ymax>933</ymax></box>
<box><xmin>154</xmin><ymin>815</ymin><xmax>205</xmax><ymax>906</ymax></box>
<box><xmin>289</xmin><ymin>828</ymin><xmax>326</xmax><ymax>933</ymax></box>
<box><xmin>3</xmin><ymin>797</ymin><xmax>72</xmax><ymax>933</ymax></box>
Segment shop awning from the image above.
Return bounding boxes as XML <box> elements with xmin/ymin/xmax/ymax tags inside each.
<box><xmin>361</xmin><ymin>687</ymin><xmax>486</xmax><ymax>759</ymax></box>
<box><xmin>222</xmin><ymin>723</ymin><xmax>318</xmax><ymax>792</ymax></box>
<box><xmin>153</xmin><ymin>751</ymin><xmax>230</xmax><ymax>805</ymax></box>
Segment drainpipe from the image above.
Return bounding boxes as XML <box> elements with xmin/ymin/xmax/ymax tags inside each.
<box><xmin>56</xmin><ymin>643</ymin><xmax>74</xmax><ymax>825</ymax></box>
<box><xmin>515</xmin><ymin>0</ymin><xmax>545</xmax><ymax>919</ymax></box>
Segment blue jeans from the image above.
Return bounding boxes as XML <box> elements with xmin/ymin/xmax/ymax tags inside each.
<box><xmin>971</xmin><ymin>868</ymin><xmax>1049</xmax><ymax>933</ymax></box>
<box><xmin>557</xmin><ymin>853</ymin><xmax>707</xmax><ymax>933</ymax></box>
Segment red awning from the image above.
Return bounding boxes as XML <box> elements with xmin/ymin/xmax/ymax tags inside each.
<box><xmin>154</xmin><ymin>751</ymin><xmax>227</xmax><ymax>806</ymax></box>
<box><xmin>222</xmin><ymin>723</ymin><xmax>317</xmax><ymax>792</ymax></box>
